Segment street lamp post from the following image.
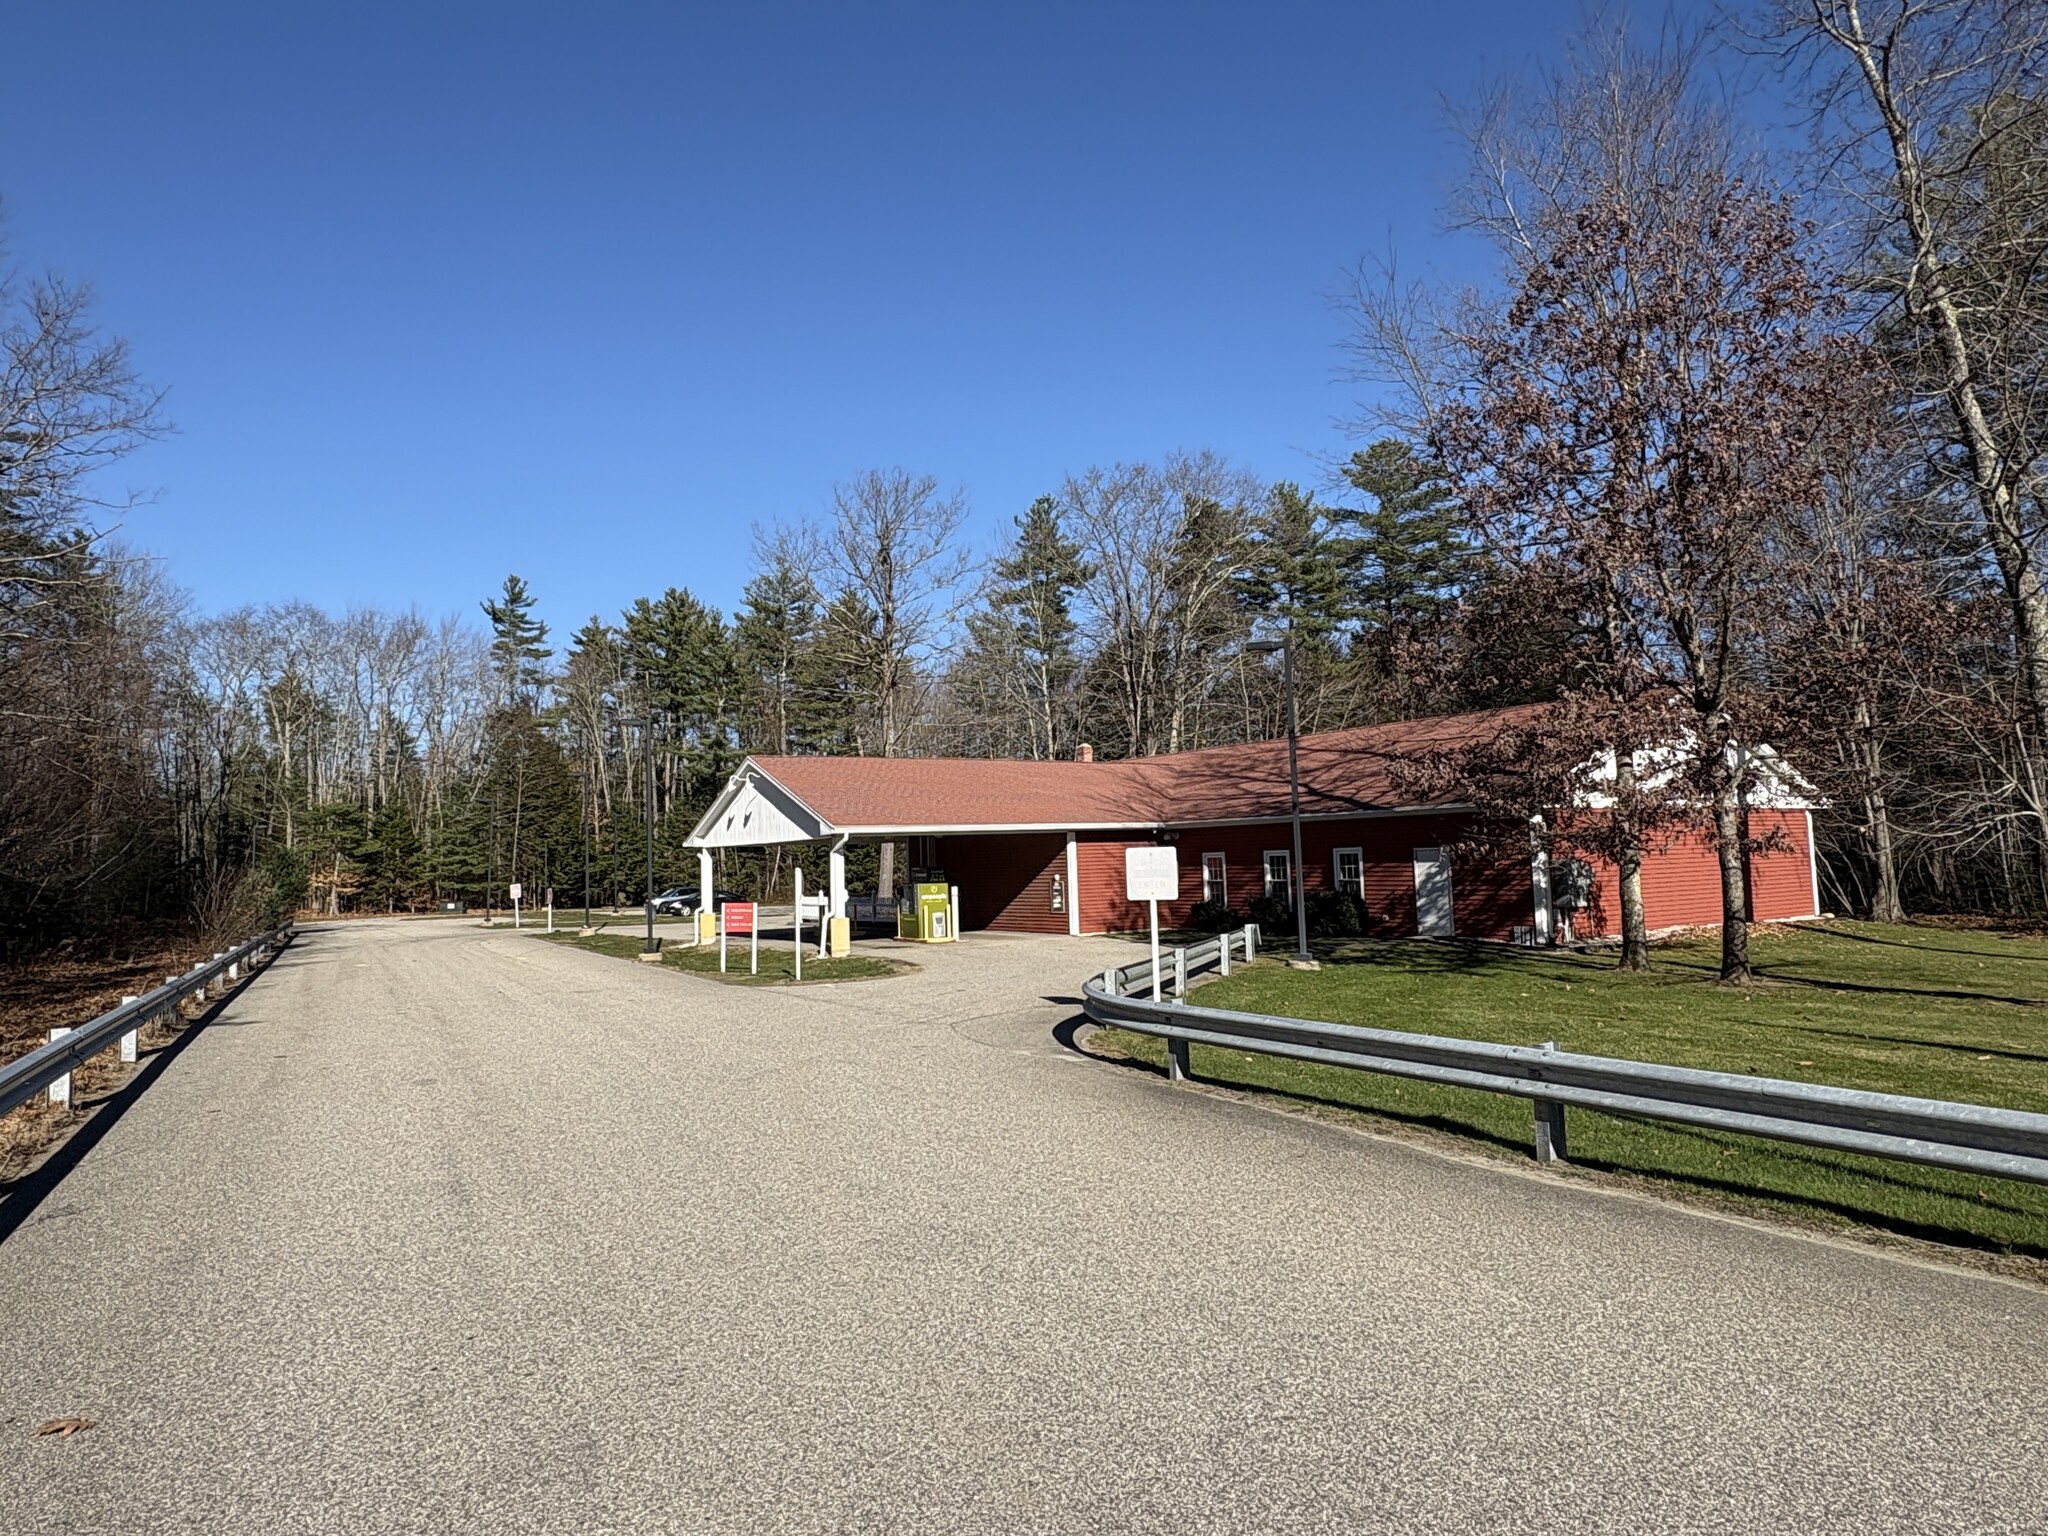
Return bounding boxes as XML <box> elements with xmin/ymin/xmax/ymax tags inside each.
<box><xmin>639</xmin><ymin>717</ymin><xmax>658</xmax><ymax>954</ymax></box>
<box><xmin>1247</xmin><ymin>635</ymin><xmax>1314</xmax><ymax>966</ymax></box>
<box><xmin>581</xmin><ymin>775</ymin><xmax>592</xmax><ymax>930</ymax></box>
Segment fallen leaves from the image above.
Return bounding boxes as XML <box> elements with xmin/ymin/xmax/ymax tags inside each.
<box><xmin>34</xmin><ymin>1417</ymin><xmax>96</xmax><ymax>1438</ymax></box>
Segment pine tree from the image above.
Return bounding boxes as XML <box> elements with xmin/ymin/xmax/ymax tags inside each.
<box><xmin>987</xmin><ymin>495</ymin><xmax>1094</xmax><ymax>759</ymax></box>
<box><xmin>733</xmin><ymin>554</ymin><xmax>826</xmax><ymax>755</ymax></box>
<box><xmin>481</xmin><ymin>574</ymin><xmax>552</xmax><ymax>702</ymax></box>
<box><xmin>1236</xmin><ymin>482</ymin><xmax>1350</xmax><ymax>642</ymax></box>
<box><xmin>1338</xmin><ymin>441</ymin><xmax>1473</xmax><ymax>639</ymax></box>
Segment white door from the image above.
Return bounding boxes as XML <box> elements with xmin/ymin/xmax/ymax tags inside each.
<box><xmin>1412</xmin><ymin>847</ymin><xmax>1454</xmax><ymax>936</ymax></box>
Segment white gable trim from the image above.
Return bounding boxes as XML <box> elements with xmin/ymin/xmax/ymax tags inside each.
<box><xmin>685</xmin><ymin>762</ymin><xmax>831</xmax><ymax>848</ymax></box>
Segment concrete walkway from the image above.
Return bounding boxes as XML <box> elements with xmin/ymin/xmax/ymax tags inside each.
<box><xmin>1</xmin><ymin>918</ymin><xmax>2042</xmax><ymax>1534</ymax></box>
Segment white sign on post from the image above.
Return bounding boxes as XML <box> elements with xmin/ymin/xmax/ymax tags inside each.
<box><xmin>1125</xmin><ymin>846</ymin><xmax>1179</xmax><ymax>1002</ymax></box>
<box><xmin>509</xmin><ymin>881</ymin><xmax>522</xmax><ymax>929</ymax></box>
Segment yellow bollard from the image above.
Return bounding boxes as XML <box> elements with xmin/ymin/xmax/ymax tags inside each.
<box><xmin>828</xmin><ymin>917</ymin><xmax>851</xmax><ymax>958</ymax></box>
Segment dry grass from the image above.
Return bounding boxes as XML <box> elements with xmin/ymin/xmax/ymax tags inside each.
<box><xmin>0</xmin><ymin>930</ymin><xmax>228</xmax><ymax>1180</ymax></box>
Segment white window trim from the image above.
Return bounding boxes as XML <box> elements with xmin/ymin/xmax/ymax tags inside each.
<box><xmin>1201</xmin><ymin>852</ymin><xmax>1227</xmax><ymax>905</ymax></box>
<box><xmin>1263</xmin><ymin>849</ymin><xmax>1292</xmax><ymax>899</ymax></box>
<box><xmin>1333</xmin><ymin>846</ymin><xmax>1364</xmax><ymax>899</ymax></box>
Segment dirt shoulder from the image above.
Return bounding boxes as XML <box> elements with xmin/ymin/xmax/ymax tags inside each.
<box><xmin>0</xmin><ymin>930</ymin><xmax>232</xmax><ymax>1181</ymax></box>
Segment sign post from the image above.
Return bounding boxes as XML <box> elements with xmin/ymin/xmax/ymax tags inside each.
<box><xmin>546</xmin><ymin>887</ymin><xmax>554</xmax><ymax>934</ymax></box>
<box><xmin>509</xmin><ymin>881</ymin><xmax>523</xmax><ymax>930</ymax></box>
<box><xmin>722</xmin><ymin>901</ymin><xmax>758</xmax><ymax>975</ymax></box>
<box><xmin>1123</xmin><ymin>846</ymin><xmax>1180</xmax><ymax>1003</ymax></box>
<box><xmin>794</xmin><ymin>870</ymin><xmax>804</xmax><ymax>981</ymax></box>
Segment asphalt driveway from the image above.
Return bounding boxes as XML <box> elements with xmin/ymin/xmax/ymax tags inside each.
<box><xmin>0</xmin><ymin>918</ymin><xmax>2042</xmax><ymax>1534</ymax></box>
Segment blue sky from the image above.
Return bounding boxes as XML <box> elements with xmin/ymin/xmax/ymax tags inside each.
<box><xmin>7</xmin><ymin>0</ymin><xmax>1635</xmax><ymax>641</ymax></box>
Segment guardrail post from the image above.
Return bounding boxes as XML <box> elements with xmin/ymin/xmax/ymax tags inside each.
<box><xmin>1167</xmin><ymin>1035</ymin><xmax>1191</xmax><ymax>1084</ymax></box>
<box><xmin>1244</xmin><ymin>922</ymin><xmax>1258</xmax><ymax>960</ymax></box>
<box><xmin>1218</xmin><ymin>932</ymin><xmax>1231</xmax><ymax>976</ymax></box>
<box><xmin>1101</xmin><ymin>966</ymin><xmax>1117</xmax><ymax>996</ymax></box>
<box><xmin>228</xmin><ymin>960</ymin><xmax>239</xmax><ymax>982</ymax></box>
<box><xmin>1173</xmin><ymin>947</ymin><xmax>1187</xmax><ymax>998</ymax></box>
<box><xmin>1532</xmin><ymin>1041</ymin><xmax>1567</xmax><ymax>1163</ymax></box>
<box><xmin>120</xmin><ymin>996</ymin><xmax>139</xmax><ymax>1063</ymax></box>
<box><xmin>47</xmin><ymin>1028</ymin><xmax>72</xmax><ymax>1108</ymax></box>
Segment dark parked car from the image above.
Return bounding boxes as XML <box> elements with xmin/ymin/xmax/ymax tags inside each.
<box><xmin>650</xmin><ymin>886</ymin><xmax>743</xmax><ymax>916</ymax></box>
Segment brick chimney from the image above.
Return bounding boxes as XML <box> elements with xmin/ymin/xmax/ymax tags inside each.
<box><xmin>1075</xmin><ymin>742</ymin><xmax>1095</xmax><ymax>763</ymax></box>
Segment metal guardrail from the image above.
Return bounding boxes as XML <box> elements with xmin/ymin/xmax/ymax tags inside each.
<box><xmin>1098</xmin><ymin>923</ymin><xmax>1261</xmax><ymax>1001</ymax></box>
<box><xmin>0</xmin><ymin>926</ymin><xmax>293</xmax><ymax>1119</ymax></box>
<box><xmin>1081</xmin><ymin>941</ymin><xmax>2048</xmax><ymax>1186</ymax></box>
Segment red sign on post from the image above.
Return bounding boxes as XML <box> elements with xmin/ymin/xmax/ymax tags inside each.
<box><xmin>720</xmin><ymin>901</ymin><xmax>759</xmax><ymax>976</ymax></box>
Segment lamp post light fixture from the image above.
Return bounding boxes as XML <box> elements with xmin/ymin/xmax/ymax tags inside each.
<box><xmin>1246</xmin><ymin>634</ymin><xmax>1315</xmax><ymax>968</ymax></box>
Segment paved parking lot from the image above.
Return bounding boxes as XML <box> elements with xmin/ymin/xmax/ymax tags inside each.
<box><xmin>1</xmin><ymin>918</ymin><xmax>2043</xmax><ymax>1533</ymax></box>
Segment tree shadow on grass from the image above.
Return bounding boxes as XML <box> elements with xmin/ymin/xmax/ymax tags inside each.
<box><xmin>1359</xmin><ymin>935</ymin><xmax>2048</xmax><ymax>1008</ymax></box>
<box><xmin>1767</xmin><ymin>1020</ymin><xmax>2048</xmax><ymax>1068</ymax></box>
<box><xmin>1060</xmin><ymin>1015</ymin><xmax>1533</xmax><ymax>1159</ymax></box>
<box><xmin>1316</xmin><ymin>938</ymin><xmax>1616</xmax><ymax>979</ymax></box>
<box><xmin>1567</xmin><ymin>1113</ymin><xmax>2048</xmax><ymax>1259</ymax></box>
<box><xmin>1060</xmin><ymin>1012</ymin><xmax>2048</xmax><ymax>1260</ymax></box>
<box><xmin>1749</xmin><ymin>972</ymin><xmax>2045</xmax><ymax>1008</ymax></box>
<box><xmin>1803</xmin><ymin>923</ymin><xmax>2048</xmax><ymax>964</ymax></box>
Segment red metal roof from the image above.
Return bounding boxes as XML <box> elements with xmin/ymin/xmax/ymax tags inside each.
<box><xmin>746</xmin><ymin>704</ymin><xmax>1548</xmax><ymax>831</ymax></box>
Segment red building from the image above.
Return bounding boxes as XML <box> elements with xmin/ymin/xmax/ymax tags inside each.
<box><xmin>684</xmin><ymin>706</ymin><xmax>1821</xmax><ymax>941</ymax></box>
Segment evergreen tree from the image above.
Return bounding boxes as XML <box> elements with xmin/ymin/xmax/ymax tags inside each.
<box><xmin>481</xmin><ymin>574</ymin><xmax>552</xmax><ymax>702</ymax></box>
<box><xmin>986</xmin><ymin>495</ymin><xmax>1094</xmax><ymax>759</ymax></box>
<box><xmin>360</xmin><ymin>799</ymin><xmax>424</xmax><ymax>912</ymax></box>
<box><xmin>732</xmin><ymin>553</ymin><xmax>826</xmax><ymax>754</ymax></box>
<box><xmin>1338</xmin><ymin>441</ymin><xmax>1473</xmax><ymax>639</ymax></box>
<box><xmin>1236</xmin><ymin>482</ymin><xmax>1350</xmax><ymax>642</ymax></box>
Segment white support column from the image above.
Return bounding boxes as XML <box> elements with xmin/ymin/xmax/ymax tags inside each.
<box><xmin>1529</xmin><ymin>815</ymin><xmax>1553</xmax><ymax>946</ymax></box>
<box><xmin>1064</xmin><ymin>832</ymin><xmax>1081</xmax><ymax>937</ymax></box>
<box><xmin>828</xmin><ymin>838</ymin><xmax>848</xmax><ymax>920</ymax></box>
<box><xmin>1804</xmin><ymin>808</ymin><xmax>1822</xmax><ymax>918</ymax></box>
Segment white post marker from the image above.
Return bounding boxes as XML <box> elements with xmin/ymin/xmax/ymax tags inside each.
<box><xmin>794</xmin><ymin>869</ymin><xmax>804</xmax><ymax>982</ymax></box>
<box><xmin>720</xmin><ymin>901</ymin><xmax>728</xmax><ymax>973</ymax></box>
<box><xmin>48</xmin><ymin>1027</ymin><xmax>71</xmax><ymax>1108</ymax></box>
<box><xmin>510</xmin><ymin>881</ymin><xmax>523</xmax><ymax>930</ymax></box>
<box><xmin>949</xmin><ymin>885</ymin><xmax>960</xmax><ymax>944</ymax></box>
<box><xmin>120</xmin><ymin>995</ymin><xmax>139</xmax><ymax>1063</ymax></box>
<box><xmin>1124</xmin><ymin>846</ymin><xmax>1179</xmax><ymax>1004</ymax></box>
<box><xmin>547</xmin><ymin>888</ymin><xmax>554</xmax><ymax>934</ymax></box>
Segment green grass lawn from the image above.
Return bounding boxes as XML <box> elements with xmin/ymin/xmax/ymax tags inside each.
<box><xmin>1097</xmin><ymin>920</ymin><xmax>2048</xmax><ymax>1260</ymax></box>
<box><xmin>541</xmin><ymin>929</ymin><xmax>906</xmax><ymax>985</ymax></box>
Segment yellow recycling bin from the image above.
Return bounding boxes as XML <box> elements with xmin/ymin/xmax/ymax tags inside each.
<box><xmin>896</xmin><ymin>880</ymin><xmax>954</xmax><ymax>942</ymax></box>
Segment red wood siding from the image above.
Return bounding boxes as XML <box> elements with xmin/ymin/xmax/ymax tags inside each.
<box><xmin>936</xmin><ymin>833</ymin><xmax>1069</xmax><ymax>934</ymax></box>
<box><xmin>1571</xmin><ymin>809</ymin><xmax>1817</xmax><ymax>936</ymax></box>
<box><xmin>932</xmin><ymin>810</ymin><xmax>1811</xmax><ymax>942</ymax></box>
<box><xmin>1749</xmin><ymin>809</ymin><xmax>1820</xmax><ymax>920</ymax></box>
<box><xmin>1073</xmin><ymin>817</ymin><xmax>1534</xmax><ymax>939</ymax></box>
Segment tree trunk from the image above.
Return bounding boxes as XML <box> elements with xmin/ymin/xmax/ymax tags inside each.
<box><xmin>1866</xmin><ymin>790</ymin><xmax>1903</xmax><ymax>924</ymax></box>
<box><xmin>1612</xmin><ymin>749</ymin><xmax>1651</xmax><ymax>970</ymax></box>
<box><xmin>1827</xmin><ymin>11</ymin><xmax>2048</xmax><ymax>870</ymax></box>
<box><xmin>1713</xmin><ymin>777</ymin><xmax>1751</xmax><ymax>984</ymax></box>
<box><xmin>1616</xmin><ymin>836</ymin><xmax>1649</xmax><ymax>971</ymax></box>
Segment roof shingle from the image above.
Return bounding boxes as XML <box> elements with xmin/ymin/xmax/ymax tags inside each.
<box><xmin>746</xmin><ymin>704</ymin><xmax>1547</xmax><ymax>831</ymax></box>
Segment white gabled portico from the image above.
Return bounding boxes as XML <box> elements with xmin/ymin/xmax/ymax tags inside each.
<box><xmin>684</xmin><ymin>761</ymin><xmax>855</xmax><ymax>943</ymax></box>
